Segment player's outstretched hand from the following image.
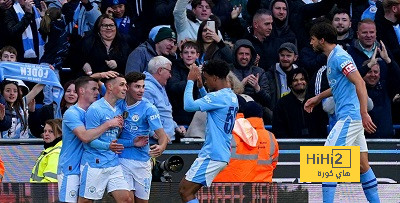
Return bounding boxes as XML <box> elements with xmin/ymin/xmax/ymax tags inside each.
<box><xmin>150</xmin><ymin>144</ymin><xmax>165</xmax><ymax>157</ymax></box>
<box><xmin>134</xmin><ymin>135</ymin><xmax>149</xmax><ymax>147</ymax></box>
<box><xmin>304</xmin><ymin>96</ymin><xmax>320</xmax><ymax>113</ymax></box>
<box><xmin>109</xmin><ymin>140</ymin><xmax>124</xmax><ymax>154</ymax></box>
<box><xmin>362</xmin><ymin>113</ymin><xmax>377</xmax><ymax>134</ymax></box>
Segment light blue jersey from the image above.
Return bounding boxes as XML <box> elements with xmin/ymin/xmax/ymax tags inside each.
<box><xmin>118</xmin><ymin>99</ymin><xmax>163</xmax><ymax>162</ymax></box>
<box><xmin>81</xmin><ymin>98</ymin><xmax>123</xmax><ymax>168</ymax></box>
<box><xmin>58</xmin><ymin>104</ymin><xmax>86</xmax><ymax>175</ymax></box>
<box><xmin>327</xmin><ymin>45</ymin><xmax>361</xmax><ymax>121</ymax></box>
<box><xmin>184</xmin><ymin>81</ymin><xmax>238</xmax><ymax>162</ymax></box>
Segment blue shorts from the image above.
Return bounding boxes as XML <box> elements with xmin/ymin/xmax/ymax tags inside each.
<box><xmin>185</xmin><ymin>157</ymin><xmax>227</xmax><ymax>187</ymax></box>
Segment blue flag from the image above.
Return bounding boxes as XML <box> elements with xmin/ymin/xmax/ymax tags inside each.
<box><xmin>0</xmin><ymin>62</ymin><xmax>64</xmax><ymax>118</ymax></box>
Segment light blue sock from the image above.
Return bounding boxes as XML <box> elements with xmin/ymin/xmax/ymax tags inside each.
<box><xmin>361</xmin><ymin>168</ymin><xmax>380</xmax><ymax>203</ymax></box>
<box><xmin>322</xmin><ymin>182</ymin><xmax>337</xmax><ymax>203</ymax></box>
<box><xmin>187</xmin><ymin>198</ymin><xmax>199</xmax><ymax>203</ymax></box>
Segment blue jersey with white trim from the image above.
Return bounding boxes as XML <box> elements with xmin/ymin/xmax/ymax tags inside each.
<box><xmin>118</xmin><ymin>99</ymin><xmax>163</xmax><ymax>162</ymax></box>
<box><xmin>81</xmin><ymin>98</ymin><xmax>123</xmax><ymax>168</ymax></box>
<box><xmin>58</xmin><ymin>104</ymin><xmax>86</xmax><ymax>175</ymax></box>
<box><xmin>327</xmin><ymin>45</ymin><xmax>361</xmax><ymax>120</ymax></box>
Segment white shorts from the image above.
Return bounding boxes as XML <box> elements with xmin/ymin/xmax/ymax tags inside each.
<box><xmin>79</xmin><ymin>164</ymin><xmax>129</xmax><ymax>200</ymax></box>
<box><xmin>185</xmin><ymin>157</ymin><xmax>227</xmax><ymax>187</ymax></box>
<box><xmin>58</xmin><ymin>173</ymin><xmax>79</xmax><ymax>202</ymax></box>
<box><xmin>120</xmin><ymin>158</ymin><xmax>152</xmax><ymax>200</ymax></box>
<box><xmin>325</xmin><ymin>117</ymin><xmax>368</xmax><ymax>152</ymax></box>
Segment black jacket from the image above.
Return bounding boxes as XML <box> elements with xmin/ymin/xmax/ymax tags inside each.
<box><xmin>166</xmin><ymin>59</ymin><xmax>200</xmax><ymax>125</ymax></box>
<box><xmin>0</xmin><ymin>94</ymin><xmax>12</xmax><ymax>132</ymax></box>
<box><xmin>272</xmin><ymin>91</ymin><xmax>327</xmax><ymax>138</ymax></box>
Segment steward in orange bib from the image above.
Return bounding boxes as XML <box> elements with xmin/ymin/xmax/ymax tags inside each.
<box><xmin>214</xmin><ymin>101</ymin><xmax>279</xmax><ymax>182</ymax></box>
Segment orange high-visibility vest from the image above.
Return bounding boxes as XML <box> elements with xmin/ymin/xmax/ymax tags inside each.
<box><xmin>214</xmin><ymin>116</ymin><xmax>279</xmax><ymax>182</ymax></box>
<box><xmin>247</xmin><ymin>117</ymin><xmax>279</xmax><ymax>182</ymax></box>
<box><xmin>214</xmin><ymin>114</ymin><xmax>259</xmax><ymax>182</ymax></box>
<box><xmin>0</xmin><ymin>157</ymin><xmax>4</xmax><ymax>182</ymax></box>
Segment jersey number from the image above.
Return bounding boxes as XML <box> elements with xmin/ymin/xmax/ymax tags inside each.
<box><xmin>224</xmin><ymin>107</ymin><xmax>238</xmax><ymax>134</ymax></box>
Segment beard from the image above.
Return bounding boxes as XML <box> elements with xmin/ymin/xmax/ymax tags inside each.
<box><xmin>292</xmin><ymin>87</ymin><xmax>306</xmax><ymax>95</ymax></box>
<box><xmin>337</xmin><ymin>28</ymin><xmax>350</xmax><ymax>37</ymax></box>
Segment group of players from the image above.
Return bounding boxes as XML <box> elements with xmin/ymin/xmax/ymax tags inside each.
<box><xmin>57</xmin><ymin>57</ymin><xmax>238</xmax><ymax>203</ymax></box>
<box><xmin>57</xmin><ymin>21</ymin><xmax>380</xmax><ymax>203</ymax></box>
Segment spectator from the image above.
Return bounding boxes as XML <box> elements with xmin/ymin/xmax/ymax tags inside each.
<box><xmin>230</xmin><ymin>39</ymin><xmax>271</xmax><ymax>121</ymax></box>
<box><xmin>76</xmin><ymin>14</ymin><xmax>130</xmax><ymax>75</ymax></box>
<box><xmin>269</xmin><ymin>0</ymin><xmax>297</xmax><ymax>45</ymax></box>
<box><xmin>30</xmin><ymin>118</ymin><xmax>62</xmax><ymax>182</ymax></box>
<box><xmin>196</xmin><ymin>20</ymin><xmax>233</xmax><ymax>65</ymax></box>
<box><xmin>155</xmin><ymin>0</ymin><xmax>176</xmax><ymax>26</ymax></box>
<box><xmin>272</xmin><ymin>68</ymin><xmax>327</xmax><ymax>138</ymax></box>
<box><xmin>0</xmin><ymin>0</ymin><xmax>13</xmax><ymax>48</ymax></box>
<box><xmin>0</xmin><ymin>46</ymin><xmax>17</xmax><ymax>62</ymax></box>
<box><xmin>39</xmin><ymin>7</ymin><xmax>69</xmax><ymax>72</ymax></box>
<box><xmin>102</xmin><ymin>0</ymin><xmax>136</xmax><ymax>50</ymax></box>
<box><xmin>362</xmin><ymin>46</ymin><xmax>400</xmax><ymax>138</ymax></box>
<box><xmin>0</xmin><ymin>79</ymin><xmax>43</xmax><ymax>139</ymax></box>
<box><xmin>347</xmin><ymin>19</ymin><xmax>394</xmax><ymax>77</ymax></box>
<box><xmin>331</xmin><ymin>8</ymin><xmax>354</xmax><ymax>49</ymax></box>
<box><xmin>0</xmin><ymin>94</ymin><xmax>12</xmax><ymax>132</ymax></box>
<box><xmin>28</xmin><ymin>80</ymin><xmax>77</xmax><ymax>138</ymax></box>
<box><xmin>173</xmin><ymin>0</ymin><xmax>223</xmax><ymax>42</ymax></box>
<box><xmin>126</xmin><ymin>27</ymin><xmax>177</xmax><ymax>74</ymax></box>
<box><xmin>376</xmin><ymin>0</ymin><xmax>400</xmax><ymax>66</ymax></box>
<box><xmin>245</xmin><ymin>9</ymin><xmax>281</xmax><ymax>72</ymax></box>
<box><xmin>144</xmin><ymin>56</ymin><xmax>186</xmax><ymax>143</ymax></box>
<box><xmin>3</xmin><ymin>0</ymin><xmax>46</xmax><ymax>63</ymax></box>
<box><xmin>266</xmin><ymin>42</ymin><xmax>299</xmax><ymax>121</ymax></box>
<box><xmin>167</xmin><ymin>41</ymin><xmax>201</xmax><ymax>126</ymax></box>
<box><xmin>68</xmin><ymin>0</ymin><xmax>101</xmax><ymax>37</ymax></box>
<box><xmin>214</xmin><ymin>101</ymin><xmax>279</xmax><ymax>182</ymax></box>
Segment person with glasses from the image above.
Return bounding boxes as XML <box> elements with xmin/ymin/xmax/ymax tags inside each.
<box><xmin>74</xmin><ymin>14</ymin><xmax>130</xmax><ymax>76</ymax></box>
<box><xmin>143</xmin><ymin>56</ymin><xmax>186</xmax><ymax>143</ymax></box>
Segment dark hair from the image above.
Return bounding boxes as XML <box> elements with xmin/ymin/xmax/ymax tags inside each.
<box><xmin>330</xmin><ymin>8</ymin><xmax>351</xmax><ymax>21</ymax></box>
<box><xmin>197</xmin><ymin>20</ymin><xmax>219</xmax><ymax>61</ymax></box>
<box><xmin>74</xmin><ymin>76</ymin><xmax>98</xmax><ymax>94</ymax></box>
<box><xmin>191</xmin><ymin>0</ymin><xmax>214</xmax><ymax>9</ymax></box>
<box><xmin>60</xmin><ymin>80</ymin><xmax>76</xmax><ymax>109</ymax></box>
<box><xmin>357</xmin><ymin>18</ymin><xmax>376</xmax><ymax>30</ymax></box>
<box><xmin>0</xmin><ymin>46</ymin><xmax>18</xmax><ymax>58</ymax></box>
<box><xmin>45</xmin><ymin>118</ymin><xmax>62</xmax><ymax>138</ymax></box>
<box><xmin>181</xmin><ymin>40</ymin><xmax>201</xmax><ymax>53</ymax></box>
<box><xmin>287</xmin><ymin>68</ymin><xmax>309</xmax><ymax>87</ymax></box>
<box><xmin>93</xmin><ymin>14</ymin><xmax>123</xmax><ymax>53</ymax></box>
<box><xmin>309</xmin><ymin>22</ymin><xmax>337</xmax><ymax>44</ymax></box>
<box><xmin>125</xmin><ymin>72</ymin><xmax>146</xmax><ymax>85</ymax></box>
<box><xmin>202</xmin><ymin>59</ymin><xmax>230</xmax><ymax>79</ymax></box>
<box><xmin>0</xmin><ymin>79</ymin><xmax>27</xmax><ymax>131</ymax></box>
<box><xmin>253</xmin><ymin>9</ymin><xmax>272</xmax><ymax>22</ymax></box>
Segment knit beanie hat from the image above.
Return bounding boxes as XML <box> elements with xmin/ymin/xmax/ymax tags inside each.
<box><xmin>154</xmin><ymin>27</ymin><xmax>176</xmax><ymax>43</ymax></box>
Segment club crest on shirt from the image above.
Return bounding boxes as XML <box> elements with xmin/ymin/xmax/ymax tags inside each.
<box><xmin>131</xmin><ymin>114</ymin><xmax>139</xmax><ymax>122</ymax></box>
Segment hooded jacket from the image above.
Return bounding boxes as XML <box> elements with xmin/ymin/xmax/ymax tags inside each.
<box><xmin>231</xmin><ymin>39</ymin><xmax>272</xmax><ymax>108</ymax></box>
<box><xmin>269</xmin><ymin>0</ymin><xmax>297</xmax><ymax>45</ymax></box>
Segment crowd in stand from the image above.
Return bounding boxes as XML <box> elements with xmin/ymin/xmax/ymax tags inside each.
<box><xmin>0</xmin><ymin>0</ymin><xmax>400</xmax><ymax>146</ymax></box>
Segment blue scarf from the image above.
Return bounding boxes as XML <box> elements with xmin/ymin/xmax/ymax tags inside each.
<box><xmin>361</xmin><ymin>0</ymin><xmax>377</xmax><ymax>20</ymax></box>
<box><xmin>0</xmin><ymin>62</ymin><xmax>64</xmax><ymax>118</ymax></box>
<box><xmin>116</xmin><ymin>16</ymin><xmax>131</xmax><ymax>35</ymax></box>
<box><xmin>13</xmin><ymin>2</ymin><xmax>45</xmax><ymax>59</ymax></box>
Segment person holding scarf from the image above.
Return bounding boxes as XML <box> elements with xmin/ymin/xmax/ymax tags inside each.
<box><xmin>4</xmin><ymin>0</ymin><xmax>46</xmax><ymax>64</ymax></box>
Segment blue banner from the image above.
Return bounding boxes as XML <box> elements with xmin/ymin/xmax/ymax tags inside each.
<box><xmin>0</xmin><ymin>62</ymin><xmax>64</xmax><ymax>117</ymax></box>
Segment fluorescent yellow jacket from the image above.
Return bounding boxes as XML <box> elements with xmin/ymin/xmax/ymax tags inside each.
<box><xmin>30</xmin><ymin>140</ymin><xmax>62</xmax><ymax>183</ymax></box>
